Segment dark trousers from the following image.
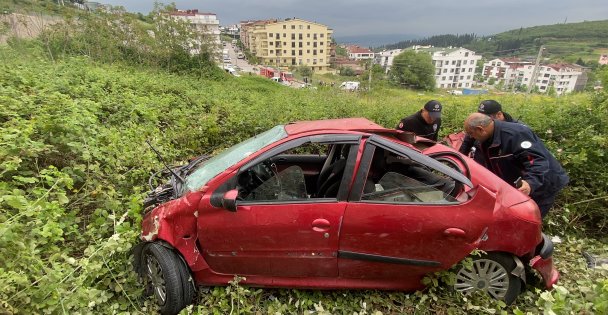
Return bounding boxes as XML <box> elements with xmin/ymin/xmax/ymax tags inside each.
<box><xmin>534</xmin><ymin>194</ymin><xmax>557</xmax><ymax>218</ymax></box>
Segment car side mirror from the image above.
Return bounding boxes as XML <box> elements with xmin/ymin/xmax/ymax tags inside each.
<box><xmin>221</xmin><ymin>189</ymin><xmax>239</xmax><ymax>212</ymax></box>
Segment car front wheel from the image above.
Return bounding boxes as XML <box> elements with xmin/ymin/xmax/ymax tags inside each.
<box><xmin>141</xmin><ymin>242</ymin><xmax>195</xmax><ymax>315</ymax></box>
<box><xmin>454</xmin><ymin>252</ymin><xmax>522</xmax><ymax>304</ymax></box>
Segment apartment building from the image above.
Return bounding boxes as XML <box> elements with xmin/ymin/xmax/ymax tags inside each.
<box><xmin>241</xmin><ymin>18</ymin><xmax>334</xmax><ymax>73</ymax></box>
<box><xmin>483</xmin><ymin>58</ymin><xmax>533</xmax><ymax>88</ymax></box>
<box><xmin>375</xmin><ymin>49</ymin><xmax>403</xmax><ymax>73</ymax></box>
<box><xmin>168</xmin><ymin>10</ymin><xmax>221</xmax><ymax>55</ymax></box>
<box><xmin>514</xmin><ymin>63</ymin><xmax>585</xmax><ymax>95</ymax></box>
<box><xmin>414</xmin><ymin>47</ymin><xmax>482</xmax><ymax>89</ymax></box>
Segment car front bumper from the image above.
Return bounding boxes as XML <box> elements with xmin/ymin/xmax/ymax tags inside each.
<box><xmin>530</xmin><ymin>234</ymin><xmax>559</xmax><ymax>289</ymax></box>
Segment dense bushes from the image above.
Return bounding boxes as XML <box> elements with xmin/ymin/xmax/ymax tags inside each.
<box><xmin>1</xmin><ymin>43</ymin><xmax>607</xmax><ymax>314</ymax></box>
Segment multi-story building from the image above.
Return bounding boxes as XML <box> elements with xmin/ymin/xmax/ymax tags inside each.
<box><xmin>168</xmin><ymin>9</ymin><xmax>221</xmax><ymax>55</ymax></box>
<box><xmin>375</xmin><ymin>49</ymin><xmax>402</xmax><ymax>73</ymax></box>
<box><xmin>413</xmin><ymin>47</ymin><xmax>482</xmax><ymax>89</ymax></box>
<box><xmin>514</xmin><ymin>63</ymin><xmax>585</xmax><ymax>95</ymax></box>
<box><xmin>599</xmin><ymin>54</ymin><xmax>608</xmax><ymax>65</ymax></box>
<box><xmin>345</xmin><ymin>45</ymin><xmax>374</xmax><ymax>60</ymax></box>
<box><xmin>483</xmin><ymin>58</ymin><xmax>533</xmax><ymax>89</ymax></box>
<box><xmin>241</xmin><ymin>18</ymin><xmax>334</xmax><ymax>73</ymax></box>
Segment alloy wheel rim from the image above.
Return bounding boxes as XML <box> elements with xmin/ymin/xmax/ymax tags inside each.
<box><xmin>145</xmin><ymin>254</ymin><xmax>167</xmax><ymax>305</ymax></box>
<box><xmin>454</xmin><ymin>258</ymin><xmax>510</xmax><ymax>299</ymax></box>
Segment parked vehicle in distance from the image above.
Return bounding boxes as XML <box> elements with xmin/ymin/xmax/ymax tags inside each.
<box><xmin>340</xmin><ymin>81</ymin><xmax>360</xmax><ymax>91</ymax></box>
<box><xmin>449</xmin><ymin>90</ymin><xmax>463</xmax><ymax>95</ymax></box>
<box><xmin>133</xmin><ymin>118</ymin><xmax>558</xmax><ymax>315</ymax></box>
<box><xmin>237</xmin><ymin>52</ymin><xmax>245</xmax><ymax>59</ymax></box>
<box><xmin>260</xmin><ymin>66</ymin><xmax>294</xmax><ymax>83</ymax></box>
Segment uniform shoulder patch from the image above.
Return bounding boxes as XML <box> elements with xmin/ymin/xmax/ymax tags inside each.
<box><xmin>520</xmin><ymin>141</ymin><xmax>532</xmax><ymax>149</ymax></box>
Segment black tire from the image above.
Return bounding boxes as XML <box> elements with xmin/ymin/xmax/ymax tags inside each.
<box><xmin>454</xmin><ymin>252</ymin><xmax>522</xmax><ymax>304</ymax></box>
<box><xmin>141</xmin><ymin>243</ymin><xmax>195</xmax><ymax>315</ymax></box>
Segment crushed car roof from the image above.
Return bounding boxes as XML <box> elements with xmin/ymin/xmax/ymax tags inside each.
<box><xmin>285</xmin><ymin>118</ymin><xmax>398</xmax><ymax>135</ymax></box>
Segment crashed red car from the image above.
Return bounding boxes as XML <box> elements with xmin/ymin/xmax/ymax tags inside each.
<box><xmin>133</xmin><ymin>118</ymin><xmax>558</xmax><ymax>315</ymax></box>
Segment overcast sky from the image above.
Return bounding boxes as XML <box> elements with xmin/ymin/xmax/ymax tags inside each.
<box><xmin>101</xmin><ymin>0</ymin><xmax>608</xmax><ymax>38</ymax></box>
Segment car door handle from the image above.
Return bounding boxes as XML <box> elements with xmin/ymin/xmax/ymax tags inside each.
<box><xmin>312</xmin><ymin>218</ymin><xmax>331</xmax><ymax>232</ymax></box>
<box><xmin>443</xmin><ymin>228</ymin><xmax>466</xmax><ymax>237</ymax></box>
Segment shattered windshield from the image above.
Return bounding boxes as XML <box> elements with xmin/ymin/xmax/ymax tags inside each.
<box><xmin>185</xmin><ymin>125</ymin><xmax>287</xmax><ymax>192</ymax></box>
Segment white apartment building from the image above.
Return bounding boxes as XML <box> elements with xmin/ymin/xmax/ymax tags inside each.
<box><xmin>483</xmin><ymin>58</ymin><xmax>532</xmax><ymax>88</ymax></box>
<box><xmin>415</xmin><ymin>47</ymin><xmax>482</xmax><ymax>89</ymax></box>
<box><xmin>375</xmin><ymin>49</ymin><xmax>402</xmax><ymax>73</ymax></box>
<box><xmin>514</xmin><ymin>63</ymin><xmax>584</xmax><ymax>95</ymax></box>
<box><xmin>169</xmin><ymin>10</ymin><xmax>221</xmax><ymax>56</ymax></box>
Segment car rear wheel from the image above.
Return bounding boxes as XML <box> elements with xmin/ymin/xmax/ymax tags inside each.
<box><xmin>141</xmin><ymin>242</ymin><xmax>195</xmax><ymax>315</ymax></box>
<box><xmin>454</xmin><ymin>252</ymin><xmax>521</xmax><ymax>304</ymax></box>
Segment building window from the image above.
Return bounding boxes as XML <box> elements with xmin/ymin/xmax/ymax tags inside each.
<box><xmin>292</xmin><ymin>42</ymin><xmax>295</xmax><ymax>48</ymax></box>
<box><xmin>299</xmin><ymin>34</ymin><xmax>303</xmax><ymax>40</ymax></box>
<box><xmin>307</xmin><ymin>34</ymin><xmax>310</xmax><ymax>38</ymax></box>
<box><xmin>283</xmin><ymin>25</ymin><xmax>286</xmax><ymax>29</ymax></box>
<box><xmin>283</xmin><ymin>33</ymin><xmax>286</xmax><ymax>37</ymax></box>
<box><xmin>283</xmin><ymin>50</ymin><xmax>287</xmax><ymax>54</ymax></box>
<box><xmin>307</xmin><ymin>49</ymin><xmax>310</xmax><ymax>53</ymax></box>
<box><xmin>320</xmin><ymin>49</ymin><xmax>323</xmax><ymax>53</ymax></box>
<box><xmin>320</xmin><ymin>59</ymin><xmax>323</xmax><ymax>63</ymax></box>
<box><xmin>270</xmin><ymin>42</ymin><xmax>273</xmax><ymax>46</ymax></box>
<box><xmin>443</xmin><ymin>69</ymin><xmax>447</xmax><ymax>73</ymax></box>
<box><xmin>283</xmin><ymin>42</ymin><xmax>286</xmax><ymax>46</ymax></box>
<box><xmin>307</xmin><ymin>42</ymin><xmax>310</xmax><ymax>46</ymax></box>
<box><xmin>299</xmin><ymin>50</ymin><xmax>302</xmax><ymax>56</ymax></box>
<box><xmin>313</xmin><ymin>50</ymin><xmax>317</xmax><ymax>55</ymax></box>
<box><xmin>292</xmin><ymin>50</ymin><xmax>295</xmax><ymax>56</ymax></box>
<box><xmin>320</xmin><ymin>42</ymin><xmax>324</xmax><ymax>46</ymax></box>
<box><xmin>307</xmin><ymin>25</ymin><xmax>310</xmax><ymax>29</ymax></box>
<box><xmin>465</xmin><ymin>52</ymin><xmax>469</xmax><ymax>57</ymax></box>
<box><xmin>299</xmin><ymin>42</ymin><xmax>303</xmax><ymax>48</ymax></box>
<box><xmin>320</xmin><ymin>34</ymin><xmax>324</xmax><ymax>38</ymax></box>
<box><xmin>291</xmin><ymin>34</ymin><xmax>295</xmax><ymax>40</ymax></box>
<box><xmin>313</xmin><ymin>34</ymin><xmax>317</xmax><ymax>40</ymax></box>
<box><xmin>469</xmin><ymin>68</ymin><xmax>473</xmax><ymax>72</ymax></box>
<box><xmin>270</xmin><ymin>50</ymin><xmax>274</xmax><ymax>53</ymax></box>
<box><xmin>269</xmin><ymin>33</ymin><xmax>272</xmax><ymax>37</ymax></box>
<box><xmin>299</xmin><ymin>25</ymin><xmax>303</xmax><ymax>30</ymax></box>
<box><xmin>291</xmin><ymin>25</ymin><xmax>295</xmax><ymax>29</ymax></box>
<box><xmin>313</xmin><ymin>42</ymin><xmax>317</xmax><ymax>48</ymax></box>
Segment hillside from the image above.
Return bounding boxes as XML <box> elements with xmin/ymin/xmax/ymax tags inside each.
<box><xmin>1</xmin><ymin>43</ymin><xmax>608</xmax><ymax>314</ymax></box>
<box><xmin>466</xmin><ymin>20</ymin><xmax>608</xmax><ymax>63</ymax></box>
<box><xmin>380</xmin><ymin>20</ymin><xmax>608</xmax><ymax>64</ymax></box>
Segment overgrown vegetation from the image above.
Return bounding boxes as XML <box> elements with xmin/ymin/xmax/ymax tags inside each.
<box><xmin>1</xmin><ymin>3</ymin><xmax>608</xmax><ymax>314</ymax></box>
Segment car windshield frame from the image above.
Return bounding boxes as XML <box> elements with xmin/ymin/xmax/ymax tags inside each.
<box><xmin>185</xmin><ymin>125</ymin><xmax>287</xmax><ymax>192</ymax></box>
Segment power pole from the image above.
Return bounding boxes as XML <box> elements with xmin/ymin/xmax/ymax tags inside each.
<box><xmin>527</xmin><ymin>45</ymin><xmax>544</xmax><ymax>94</ymax></box>
<box><xmin>368</xmin><ymin>59</ymin><xmax>372</xmax><ymax>91</ymax></box>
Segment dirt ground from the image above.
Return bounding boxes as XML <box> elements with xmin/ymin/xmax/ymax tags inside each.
<box><xmin>0</xmin><ymin>13</ymin><xmax>61</xmax><ymax>44</ymax></box>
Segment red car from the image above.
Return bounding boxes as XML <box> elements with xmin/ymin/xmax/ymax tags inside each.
<box><xmin>133</xmin><ymin>118</ymin><xmax>558</xmax><ymax>315</ymax></box>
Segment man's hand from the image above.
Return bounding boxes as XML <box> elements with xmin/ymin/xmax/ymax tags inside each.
<box><xmin>518</xmin><ymin>179</ymin><xmax>531</xmax><ymax>195</ymax></box>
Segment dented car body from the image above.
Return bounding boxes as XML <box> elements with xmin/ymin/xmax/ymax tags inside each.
<box><xmin>133</xmin><ymin>118</ymin><xmax>558</xmax><ymax>315</ymax></box>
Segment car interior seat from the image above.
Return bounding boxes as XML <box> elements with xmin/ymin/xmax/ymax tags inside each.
<box><xmin>316</xmin><ymin>145</ymin><xmax>349</xmax><ymax>198</ymax></box>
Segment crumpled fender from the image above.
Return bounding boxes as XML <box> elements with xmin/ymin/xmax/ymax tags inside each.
<box><xmin>140</xmin><ymin>191</ymin><xmax>209</xmax><ymax>272</ymax></box>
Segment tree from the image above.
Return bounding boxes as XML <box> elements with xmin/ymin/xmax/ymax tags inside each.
<box><xmin>297</xmin><ymin>65</ymin><xmax>312</xmax><ymax>78</ymax></box>
<box><xmin>390</xmin><ymin>50</ymin><xmax>435</xmax><ymax>90</ymax></box>
<box><xmin>340</xmin><ymin>66</ymin><xmax>355</xmax><ymax>76</ymax></box>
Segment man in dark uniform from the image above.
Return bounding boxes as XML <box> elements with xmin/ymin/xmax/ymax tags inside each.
<box><xmin>459</xmin><ymin>100</ymin><xmax>519</xmax><ymax>160</ymax></box>
<box><xmin>396</xmin><ymin>100</ymin><xmax>442</xmax><ymax>141</ymax></box>
<box><xmin>464</xmin><ymin>113</ymin><xmax>569</xmax><ymax>218</ymax></box>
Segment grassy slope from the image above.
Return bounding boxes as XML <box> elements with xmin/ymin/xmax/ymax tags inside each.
<box><xmin>1</xmin><ymin>45</ymin><xmax>607</xmax><ymax>314</ymax></box>
<box><xmin>466</xmin><ymin>20</ymin><xmax>608</xmax><ymax>62</ymax></box>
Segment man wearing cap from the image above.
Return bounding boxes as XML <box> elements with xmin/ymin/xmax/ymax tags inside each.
<box><xmin>459</xmin><ymin>100</ymin><xmax>519</xmax><ymax>159</ymax></box>
<box><xmin>396</xmin><ymin>100</ymin><xmax>442</xmax><ymax>141</ymax></box>
<box><xmin>464</xmin><ymin>113</ymin><xmax>569</xmax><ymax>218</ymax></box>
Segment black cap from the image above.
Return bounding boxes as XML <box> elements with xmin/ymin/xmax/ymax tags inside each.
<box><xmin>478</xmin><ymin>100</ymin><xmax>502</xmax><ymax>115</ymax></box>
<box><xmin>423</xmin><ymin>100</ymin><xmax>442</xmax><ymax>119</ymax></box>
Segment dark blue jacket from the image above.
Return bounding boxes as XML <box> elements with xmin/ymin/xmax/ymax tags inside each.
<box><xmin>479</xmin><ymin>120</ymin><xmax>569</xmax><ymax>203</ymax></box>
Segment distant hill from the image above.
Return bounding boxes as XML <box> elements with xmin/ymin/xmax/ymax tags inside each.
<box><xmin>335</xmin><ymin>33</ymin><xmax>420</xmax><ymax>48</ymax></box>
<box><xmin>466</xmin><ymin>20</ymin><xmax>608</xmax><ymax>63</ymax></box>
<box><xmin>379</xmin><ymin>20</ymin><xmax>608</xmax><ymax>64</ymax></box>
